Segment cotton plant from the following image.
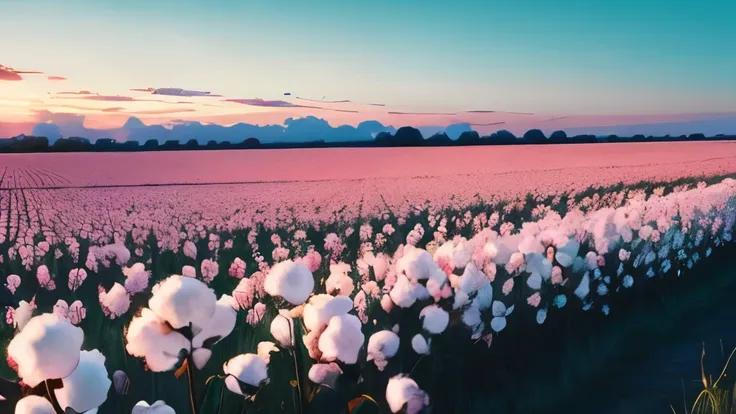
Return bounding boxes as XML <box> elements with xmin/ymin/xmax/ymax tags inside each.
<box><xmin>3</xmin><ymin>314</ymin><xmax>111</xmax><ymax>413</ymax></box>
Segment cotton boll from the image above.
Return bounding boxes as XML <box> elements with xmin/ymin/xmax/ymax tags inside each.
<box><xmin>223</xmin><ymin>354</ymin><xmax>268</xmax><ymax>396</ymax></box>
<box><xmin>13</xmin><ymin>300</ymin><xmax>33</xmax><ymax>331</ymax></box>
<box><xmin>257</xmin><ymin>341</ymin><xmax>279</xmax><ymax>364</ymax></box>
<box><xmin>125</xmin><ymin>308</ymin><xmax>191</xmax><ymax>372</ymax></box>
<box><xmin>264</xmin><ymin>260</ymin><xmax>314</xmax><ymax>305</ymax></box>
<box><xmin>536</xmin><ymin>309</ymin><xmax>547</xmax><ymax>325</ymax></box>
<box><xmin>318</xmin><ymin>314</ymin><xmax>365</xmax><ymax>364</ymax></box>
<box><xmin>190</xmin><ymin>295</ymin><xmax>238</xmax><ymax>367</ymax></box>
<box><xmin>149</xmin><ymin>275</ymin><xmax>217</xmax><ymax>334</ymax></box>
<box><xmin>585</xmin><ymin>252</ymin><xmax>598</xmax><ymax>270</ymax></box>
<box><xmin>462</xmin><ymin>305</ymin><xmax>482</xmax><ymax>328</ymax></box>
<box><xmin>574</xmin><ymin>272</ymin><xmax>590</xmax><ymax>300</ymax></box>
<box><xmin>411</xmin><ymin>334</ymin><xmax>430</xmax><ymax>355</ymax></box>
<box><xmin>8</xmin><ymin>314</ymin><xmax>84</xmax><ymax>387</ymax></box>
<box><xmin>15</xmin><ymin>395</ymin><xmax>55</xmax><ymax>414</ymax></box>
<box><xmin>132</xmin><ymin>400</ymin><xmax>176</xmax><ymax>414</ymax></box>
<box><xmin>325</xmin><ymin>263</ymin><xmax>354</xmax><ymax>296</ymax></box>
<box><xmin>101</xmin><ymin>282</ymin><xmax>131</xmax><ymax>318</ymax></box>
<box><xmin>181</xmin><ymin>265</ymin><xmax>196</xmax><ymax>278</ymax></box>
<box><xmin>308</xmin><ymin>363</ymin><xmax>342</xmax><ymax>389</ymax></box>
<box><xmin>270</xmin><ymin>309</ymin><xmax>295</xmax><ymax>347</ymax></box>
<box><xmin>473</xmin><ymin>283</ymin><xmax>494</xmax><ymax>311</ymax></box>
<box><xmin>452</xmin><ymin>290</ymin><xmax>469</xmax><ymax>310</ymax></box>
<box><xmin>302</xmin><ymin>294</ymin><xmax>353</xmax><ymax>332</ymax></box>
<box><xmin>367</xmin><ymin>330</ymin><xmax>400</xmax><ymax>370</ymax></box>
<box><xmin>55</xmin><ymin>349</ymin><xmax>111</xmax><ymax>413</ymax></box>
<box><xmin>380</xmin><ymin>294</ymin><xmax>393</xmax><ymax>313</ymax></box>
<box><xmin>399</xmin><ymin>246</ymin><xmax>439</xmax><ymax>281</ymax></box>
<box><xmin>411</xmin><ymin>283</ymin><xmax>430</xmax><ymax>301</ymax></box>
<box><xmin>386</xmin><ymin>375</ymin><xmax>430</xmax><ymax>414</ymax></box>
<box><xmin>390</xmin><ymin>274</ymin><xmax>417</xmax><ymax>308</ymax></box>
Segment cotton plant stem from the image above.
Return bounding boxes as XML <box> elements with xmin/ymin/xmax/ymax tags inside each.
<box><xmin>185</xmin><ymin>357</ymin><xmax>199</xmax><ymax>414</ymax></box>
<box><xmin>44</xmin><ymin>380</ymin><xmax>65</xmax><ymax>414</ymax></box>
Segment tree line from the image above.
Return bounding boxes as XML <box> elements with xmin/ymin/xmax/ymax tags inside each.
<box><xmin>0</xmin><ymin>128</ymin><xmax>734</xmax><ymax>153</ymax></box>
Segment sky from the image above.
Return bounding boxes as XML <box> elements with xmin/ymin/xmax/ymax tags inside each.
<box><xmin>1</xmin><ymin>0</ymin><xmax>735</xmax><ymax>139</ymax></box>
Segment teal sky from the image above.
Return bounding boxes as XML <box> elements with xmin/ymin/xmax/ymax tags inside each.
<box><xmin>1</xmin><ymin>0</ymin><xmax>735</xmax><ymax>116</ymax></box>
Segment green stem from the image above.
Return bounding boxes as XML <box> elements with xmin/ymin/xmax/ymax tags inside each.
<box><xmin>217</xmin><ymin>377</ymin><xmax>225</xmax><ymax>414</ymax></box>
<box><xmin>186</xmin><ymin>356</ymin><xmax>199</xmax><ymax>414</ymax></box>
<box><xmin>292</xmin><ymin>349</ymin><xmax>303</xmax><ymax>414</ymax></box>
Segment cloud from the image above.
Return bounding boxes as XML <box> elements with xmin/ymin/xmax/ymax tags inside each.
<box><xmin>126</xmin><ymin>108</ymin><xmax>197</xmax><ymax>115</ymax></box>
<box><xmin>296</xmin><ymin>96</ymin><xmax>385</xmax><ymax>107</ymax></box>
<box><xmin>130</xmin><ymin>87</ymin><xmax>222</xmax><ymax>97</ymax></box>
<box><xmin>47</xmin><ymin>76</ymin><xmax>67</xmax><ymax>81</ymax></box>
<box><xmin>388</xmin><ymin>111</ymin><xmax>458</xmax><ymax>116</ymax></box>
<box><xmin>74</xmin><ymin>95</ymin><xmax>136</xmax><ymax>102</ymax></box>
<box><xmin>0</xmin><ymin>65</ymin><xmax>23</xmax><ymax>81</ymax></box>
<box><xmin>224</xmin><ymin>98</ymin><xmax>358</xmax><ymax>113</ymax></box>
<box><xmin>0</xmin><ymin>64</ymin><xmax>45</xmax><ymax>81</ymax></box>
<box><xmin>57</xmin><ymin>90</ymin><xmax>95</xmax><ymax>95</ymax></box>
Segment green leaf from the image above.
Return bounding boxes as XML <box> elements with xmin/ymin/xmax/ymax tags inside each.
<box><xmin>200</xmin><ymin>376</ymin><xmax>225</xmax><ymax>414</ymax></box>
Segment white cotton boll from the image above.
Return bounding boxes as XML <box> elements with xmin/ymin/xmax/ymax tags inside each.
<box><xmin>411</xmin><ymin>334</ymin><xmax>430</xmax><ymax>355</ymax></box>
<box><xmin>392</xmin><ymin>324</ymin><xmax>400</xmax><ymax>334</ymax></box>
<box><xmin>13</xmin><ymin>300</ymin><xmax>33</xmax><ymax>331</ymax></box>
<box><xmin>457</xmin><ymin>262</ymin><xmax>489</xmax><ymax>295</ymax></box>
<box><xmin>101</xmin><ymin>283</ymin><xmax>131</xmax><ymax>318</ymax></box>
<box><xmin>372</xmin><ymin>253</ymin><xmax>390</xmax><ymax>281</ymax></box>
<box><xmin>572</xmin><ymin>256</ymin><xmax>587</xmax><ymax>273</ymax></box>
<box><xmin>264</xmin><ymin>260</ymin><xmax>314</xmax><ymax>305</ymax></box>
<box><xmin>525</xmin><ymin>252</ymin><xmax>553</xmax><ymax>281</ymax></box>
<box><xmin>270</xmin><ymin>309</ymin><xmax>295</xmax><ymax>347</ymax></box>
<box><xmin>223</xmin><ymin>354</ymin><xmax>268</xmax><ymax>395</ymax></box>
<box><xmin>452</xmin><ymin>290</ymin><xmax>469</xmax><ymax>310</ymax></box>
<box><xmin>390</xmin><ymin>275</ymin><xmax>417</xmax><ymax>308</ymax></box>
<box><xmin>419</xmin><ymin>304</ymin><xmax>450</xmax><ymax>335</ymax></box>
<box><xmin>623</xmin><ymin>275</ymin><xmax>634</xmax><ymax>288</ymax></box>
<box><xmin>399</xmin><ymin>246</ymin><xmax>438</xmax><ymax>281</ymax></box>
<box><xmin>15</xmin><ymin>395</ymin><xmax>55</xmax><ymax>414</ymax></box>
<box><xmin>8</xmin><ymin>314</ymin><xmax>84</xmax><ymax>387</ymax></box>
<box><xmin>462</xmin><ymin>305</ymin><xmax>482</xmax><ymax>328</ymax></box>
<box><xmin>257</xmin><ymin>341</ymin><xmax>279</xmax><ymax>364</ymax></box>
<box><xmin>367</xmin><ymin>330</ymin><xmax>400</xmax><ymax>369</ymax></box>
<box><xmin>149</xmin><ymin>275</ymin><xmax>217</xmax><ymax>333</ymax></box>
<box><xmin>132</xmin><ymin>400</ymin><xmax>176</xmax><ymax>414</ymax></box>
<box><xmin>483</xmin><ymin>242</ymin><xmax>498</xmax><ymax>261</ymax></box>
<box><xmin>125</xmin><ymin>308</ymin><xmax>191</xmax><ymax>372</ymax></box>
<box><xmin>386</xmin><ymin>375</ymin><xmax>430</xmax><ymax>414</ymax></box>
<box><xmin>411</xmin><ymin>283</ymin><xmax>430</xmax><ymax>301</ymax></box>
<box><xmin>182</xmin><ymin>265</ymin><xmax>196</xmax><ymax>278</ymax></box>
<box><xmin>123</xmin><ymin>263</ymin><xmax>146</xmax><ymax>278</ymax></box>
<box><xmin>318</xmin><ymin>314</ymin><xmax>365</xmax><ymax>364</ymax></box>
<box><xmin>575</xmin><ymin>272</ymin><xmax>590</xmax><ymax>300</ymax></box>
<box><xmin>191</xmin><ymin>295</ymin><xmax>238</xmax><ymax>367</ymax></box>
<box><xmin>308</xmin><ymin>363</ymin><xmax>342</xmax><ymax>389</ymax></box>
<box><xmin>527</xmin><ymin>273</ymin><xmax>542</xmax><ymax>290</ymax></box>
<box><xmin>518</xmin><ymin>236</ymin><xmax>544</xmax><ymax>255</ymax></box>
<box><xmin>493</xmin><ymin>234</ymin><xmax>523</xmax><ymax>265</ymax></box>
<box><xmin>473</xmin><ymin>283</ymin><xmax>494</xmax><ymax>311</ymax></box>
<box><xmin>325</xmin><ymin>263</ymin><xmax>354</xmax><ymax>296</ymax></box>
<box><xmin>302</xmin><ymin>294</ymin><xmax>353</xmax><ymax>332</ymax></box>
<box><xmin>55</xmin><ymin>349</ymin><xmax>111</xmax><ymax>413</ymax></box>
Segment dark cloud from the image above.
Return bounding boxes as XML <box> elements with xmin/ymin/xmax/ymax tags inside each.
<box><xmin>469</xmin><ymin>121</ymin><xmax>506</xmax><ymax>126</ymax></box>
<box><xmin>296</xmin><ymin>97</ymin><xmax>351</xmax><ymax>104</ymax></box>
<box><xmin>57</xmin><ymin>90</ymin><xmax>95</xmax><ymax>95</ymax></box>
<box><xmin>130</xmin><ymin>87</ymin><xmax>222</xmax><ymax>97</ymax></box>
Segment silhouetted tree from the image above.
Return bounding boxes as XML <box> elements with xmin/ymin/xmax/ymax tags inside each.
<box><xmin>522</xmin><ymin>129</ymin><xmax>546</xmax><ymax>144</ymax></box>
<box><xmin>206</xmin><ymin>140</ymin><xmax>218</xmax><ymax>148</ymax></box>
<box><xmin>185</xmin><ymin>139</ymin><xmax>199</xmax><ymax>148</ymax></box>
<box><xmin>121</xmin><ymin>141</ymin><xmax>140</xmax><ymax>150</ymax></box>
<box><xmin>143</xmin><ymin>139</ymin><xmax>159</xmax><ymax>150</ymax></box>
<box><xmin>161</xmin><ymin>140</ymin><xmax>180</xmax><ymax>150</ymax></box>
<box><xmin>548</xmin><ymin>130</ymin><xmax>568</xmax><ymax>143</ymax></box>
<box><xmin>488</xmin><ymin>130</ymin><xmax>517</xmax><ymax>145</ymax></box>
<box><xmin>689</xmin><ymin>133</ymin><xmax>706</xmax><ymax>140</ymax></box>
<box><xmin>426</xmin><ymin>132</ymin><xmax>452</xmax><ymax>145</ymax></box>
<box><xmin>456</xmin><ymin>131</ymin><xmax>480</xmax><ymax>145</ymax></box>
<box><xmin>242</xmin><ymin>138</ymin><xmax>261</xmax><ymax>148</ymax></box>
<box><xmin>374</xmin><ymin>131</ymin><xmax>394</xmax><ymax>145</ymax></box>
<box><xmin>94</xmin><ymin>138</ymin><xmax>116</xmax><ymax>151</ymax></box>
<box><xmin>393</xmin><ymin>126</ymin><xmax>424</xmax><ymax>146</ymax></box>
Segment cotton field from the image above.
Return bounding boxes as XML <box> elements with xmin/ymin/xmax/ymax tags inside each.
<box><xmin>0</xmin><ymin>150</ymin><xmax>735</xmax><ymax>413</ymax></box>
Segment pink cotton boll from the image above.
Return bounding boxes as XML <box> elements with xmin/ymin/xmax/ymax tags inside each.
<box><xmin>5</xmin><ymin>274</ymin><xmax>21</xmax><ymax>294</ymax></box>
<box><xmin>228</xmin><ymin>258</ymin><xmax>246</xmax><ymax>279</ymax></box>
<box><xmin>68</xmin><ymin>268</ymin><xmax>88</xmax><ymax>292</ymax></box>
<box><xmin>585</xmin><ymin>252</ymin><xmax>598</xmax><ymax>270</ymax></box>
<box><xmin>597</xmin><ymin>255</ymin><xmax>606</xmax><ymax>268</ymax></box>
<box><xmin>200</xmin><ymin>259</ymin><xmax>220</xmax><ymax>284</ymax></box>
<box><xmin>246</xmin><ymin>302</ymin><xmax>266</xmax><ymax>326</ymax></box>
<box><xmin>183</xmin><ymin>241</ymin><xmax>197</xmax><ymax>260</ymax></box>
<box><xmin>68</xmin><ymin>301</ymin><xmax>86</xmax><ymax>325</ymax></box>
<box><xmin>502</xmin><ymin>278</ymin><xmax>514</xmax><ymax>296</ymax></box>
<box><xmin>182</xmin><ymin>265</ymin><xmax>197</xmax><ymax>278</ymax></box>
<box><xmin>527</xmin><ymin>292</ymin><xmax>542</xmax><ymax>308</ymax></box>
<box><xmin>125</xmin><ymin>270</ymin><xmax>150</xmax><ymax>295</ymax></box>
<box><xmin>551</xmin><ymin>266</ymin><xmax>563</xmax><ymax>285</ymax></box>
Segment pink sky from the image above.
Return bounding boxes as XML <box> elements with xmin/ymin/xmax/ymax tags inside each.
<box><xmin>2</xmin><ymin>62</ymin><xmax>736</xmax><ymax>138</ymax></box>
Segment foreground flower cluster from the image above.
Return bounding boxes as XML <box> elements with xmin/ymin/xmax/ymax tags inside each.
<box><xmin>0</xmin><ymin>177</ymin><xmax>735</xmax><ymax>413</ymax></box>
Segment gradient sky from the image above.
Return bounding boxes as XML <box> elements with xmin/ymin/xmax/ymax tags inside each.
<box><xmin>1</xmin><ymin>0</ymin><xmax>735</xmax><ymax>136</ymax></box>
